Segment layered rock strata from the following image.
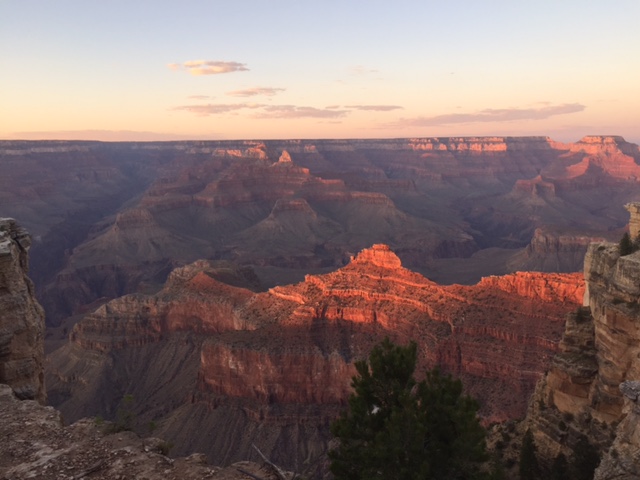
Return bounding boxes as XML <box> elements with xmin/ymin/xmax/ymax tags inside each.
<box><xmin>48</xmin><ymin>244</ymin><xmax>584</xmax><ymax>472</ymax></box>
<box><xmin>594</xmin><ymin>381</ymin><xmax>640</xmax><ymax>480</ymax></box>
<box><xmin>0</xmin><ymin>218</ymin><xmax>45</xmax><ymax>402</ymax></box>
<box><xmin>4</xmin><ymin>136</ymin><xmax>637</xmax><ymax>327</ymax></box>
<box><xmin>525</xmin><ymin>208</ymin><xmax>640</xmax><ymax>471</ymax></box>
<box><xmin>507</xmin><ymin>226</ymin><xmax>608</xmax><ymax>273</ymax></box>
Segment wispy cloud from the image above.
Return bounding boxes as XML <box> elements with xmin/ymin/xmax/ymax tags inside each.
<box><xmin>173</xmin><ymin>103</ymin><xmax>264</xmax><ymax>116</ymax></box>
<box><xmin>391</xmin><ymin>103</ymin><xmax>585</xmax><ymax>127</ymax></box>
<box><xmin>346</xmin><ymin>105</ymin><xmax>403</xmax><ymax>111</ymax></box>
<box><xmin>174</xmin><ymin>102</ymin><xmax>349</xmax><ymax>119</ymax></box>
<box><xmin>349</xmin><ymin>65</ymin><xmax>378</xmax><ymax>75</ymax></box>
<box><xmin>188</xmin><ymin>95</ymin><xmax>210</xmax><ymax>100</ymax></box>
<box><xmin>254</xmin><ymin>105</ymin><xmax>349</xmax><ymax>119</ymax></box>
<box><xmin>167</xmin><ymin>60</ymin><xmax>249</xmax><ymax>76</ymax></box>
<box><xmin>226</xmin><ymin>87</ymin><xmax>285</xmax><ymax>97</ymax></box>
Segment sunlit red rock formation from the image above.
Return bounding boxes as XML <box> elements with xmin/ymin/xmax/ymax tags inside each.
<box><xmin>48</xmin><ymin>244</ymin><xmax>583</xmax><ymax>472</ymax></box>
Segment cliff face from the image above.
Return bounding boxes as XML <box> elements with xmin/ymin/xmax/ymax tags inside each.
<box><xmin>595</xmin><ymin>381</ymin><xmax>640</xmax><ymax>480</ymax></box>
<box><xmin>47</xmin><ymin>244</ymin><xmax>583</xmax><ymax>472</ymax></box>
<box><xmin>0</xmin><ymin>218</ymin><xmax>45</xmax><ymax>403</ymax></box>
<box><xmin>507</xmin><ymin>226</ymin><xmax>607</xmax><ymax>273</ymax></box>
<box><xmin>525</xmin><ymin>206</ymin><xmax>640</xmax><ymax>473</ymax></box>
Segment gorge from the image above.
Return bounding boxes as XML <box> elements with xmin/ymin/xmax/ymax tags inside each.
<box><xmin>1</xmin><ymin>135</ymin><xmax>637</xmax><ymax>328</ymax></box>
<box><xmin>2</xmin><ymin>136</ymin><xmax>640</xmax><ymax>478</ymax></box>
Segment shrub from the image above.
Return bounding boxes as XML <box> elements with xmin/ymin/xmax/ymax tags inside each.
<box><xmin>105</xmin><ymin>393</ymin><xmax>135</xmax><ymax>433</ymax></box>
<box><xmin>158</xmin><ymin>441</ymin><xmax>174</xmax><ymax>456</ymax></box>
<box><xmin>619</xmin><ymin>232</ymin><xmax>639</xmax><ymax>256</ymax></box>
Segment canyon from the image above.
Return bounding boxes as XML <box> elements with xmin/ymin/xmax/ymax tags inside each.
<box><xmin>3</xmin><ymin>136</ymin><xmax>640</xmax><ymax>477</ymax></box>
<box><xmin>1</xmin><ymin>136</ymin><xmax>637</xmax><ymax>328</ymax></box>
<box><xmin>46</xmin><ymin>244</ymin><xmax>584</xmax><ymax>474</ymax></box>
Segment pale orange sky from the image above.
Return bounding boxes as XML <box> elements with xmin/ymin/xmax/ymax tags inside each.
<box><xmin>1</xmin><ymin>1</ymin><xmax>639</xmax><ymax>143</ymax></box>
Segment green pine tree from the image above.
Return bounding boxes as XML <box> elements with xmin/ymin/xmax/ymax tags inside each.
<box><xmin>571</xmin><ymin>435</ymin><xmax>600</xmax><ymax>480</ymax></box>
<box><xmin>519</xmin><ymin>429</ymin><xmax>539</xmax><ymax>480</ymax></box>
<box><xmin>619</xmin><ymin>232</ymin><xmax>634</xmax><ymax>256</ymax></box>
<box><xmin>329</xmin><ymin>338</ymin><xmax>488</xmax><ymax>480</ymax></box>
<box><xmin>550</xmin><ymin>453</ymin><xmax>568</xmax><ymax>480</ymax></box>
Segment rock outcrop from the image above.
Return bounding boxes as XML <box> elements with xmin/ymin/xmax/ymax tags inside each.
<box><xmin>626</xmin><ymin>202</ymin><xmax>640</xmax><ymax>239</ymax></box>
<box><xmin>525</xmin><ymin>205</ymin><xmax>640</xmax><ymax>473</ymax></box>
<box><xmin>0</xmin><ymin>218</ymin><xmax>291</xmax><ymax>480</ymax></box>
<box><xmin>594</xmin><ymin>381</ymin><xmax>640</xmax><ymax>479</ymax></box>
<box><xmin>47</xmin><ymin>244</ymin><xmax>584</xmax><ymax>473</ymax></box>
<box><xmin>0</xmin><ymin>218</ymin><xmax>45</xmax><ymax>403</ymax></box>
<box><xmin>507</xmin><ymin>226</ymin><xmax>608</xmax><ymax>273</ymax></box>
<box><xmin>0</xmin><ymin>384</ymin><xmax>291</xmax><ymax>480</ymax></box>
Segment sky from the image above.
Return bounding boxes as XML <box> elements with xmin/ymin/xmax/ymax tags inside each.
<box><xmin>1</xmin><ymin>0</ymin><xmax>639</xmax><ymax>143</ymax></box>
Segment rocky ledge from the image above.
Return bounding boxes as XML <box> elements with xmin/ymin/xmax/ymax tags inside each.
<box><xmin>0</xmin><ymin>384</ymin><xmax>290</xmax><ymax>480</ymax></box>
<box><xmin>594</xmin><ymin>381</ymin><xmax>640</xmax><ymax>480</ymax></box>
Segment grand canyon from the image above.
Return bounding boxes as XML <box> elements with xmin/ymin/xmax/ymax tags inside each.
<box><xmin>2</xmin><ymin>135</ymin><xmax>640</xmax><ymax>478</ymax></box>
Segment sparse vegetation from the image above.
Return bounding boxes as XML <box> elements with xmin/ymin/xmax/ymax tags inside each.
<box><xmin>519</xmin><ymin>429</ymin><xmax>539</xmax><ymax>480</ymax></box>
<box><xmin>550</xmin><ymin>453</ymin><xmax>568</xmax><ymax>480</ymax></box>
<box><xmin>571</xmin><ymin>434</ymin><xmax>600</xmax><ymax>480</ymax></box>
<box><xmin>618</xmin><ymin>232</ymin><xmax>640</xmax><ymax>256</ymax></box>
<box><xmin>575</xmin><ymin>307</ymin><xmax>591</xmax><ymax>323</ymax></box>
<box><xmin>105</xmin><ymin>393</ymin><xmax>135</xmax><ymax>433</ymax></box>
<box><xmin>157</xmin><ymin>440</ymin><xmax>174</xmax><ymax>456</ymax></box>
